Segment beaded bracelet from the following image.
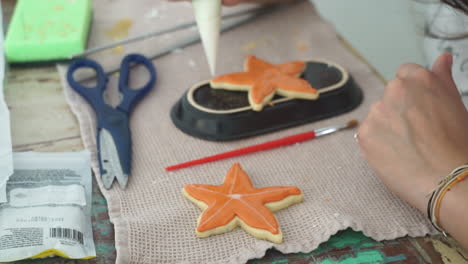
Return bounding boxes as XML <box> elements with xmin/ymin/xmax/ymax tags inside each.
<box><xmin>427</xmin><ymin>164</ymin><xmax>468</xmax><ymax>236</ymax></box>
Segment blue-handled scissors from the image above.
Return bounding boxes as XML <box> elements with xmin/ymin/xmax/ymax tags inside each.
<box><xmin>67</xmin><ymin>54</ymin><xmax>157</xmax><ymax>189</ymax></box>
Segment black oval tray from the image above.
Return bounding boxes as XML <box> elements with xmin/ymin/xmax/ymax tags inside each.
<box><xmin>171</xmin><ymin>60</ymin><xmax>363</xmax><ymax>141</ymax></box>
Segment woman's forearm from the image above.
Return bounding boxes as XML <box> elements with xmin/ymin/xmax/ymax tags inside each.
<box><xmin>439</xmin><ymin>178</ymin><xmax>468</xmax><ymax>249</ymax></box>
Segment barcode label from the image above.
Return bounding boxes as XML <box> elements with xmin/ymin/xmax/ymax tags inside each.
<box><xmin>49</xmin><ymin>228</ymin><xmax>84</xmax><ymax>244</ymax></box>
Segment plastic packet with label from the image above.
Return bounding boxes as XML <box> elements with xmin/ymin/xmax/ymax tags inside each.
<box><xmin>0</xmin><ymin>151</ymin><xmax>96</xmax><ymax>261</ymax></box>
<box><xmin>0</xmin><ymin>0</ymin><xmax>13</xmax><ymax>204</ymax></box>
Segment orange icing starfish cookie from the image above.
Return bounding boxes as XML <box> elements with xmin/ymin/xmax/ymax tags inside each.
<box><xmin>182</xmin><ymin>163</ymin><xmax>304</xmax><ymax>243</ymax></box>
<box><xmin>210</xmin><ymin>56</ymin><xmax>319</xmax><ymax>111</ymax></box>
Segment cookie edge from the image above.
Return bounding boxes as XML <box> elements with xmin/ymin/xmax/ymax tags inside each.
<box><xmin>182</xmin><ymin>187</ymin><xmax>304</xmax><ymax>244</ymax></box>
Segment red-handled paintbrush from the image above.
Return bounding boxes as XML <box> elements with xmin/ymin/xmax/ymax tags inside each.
<box><xmin>166</xmin><ymin>120</ymin><xmax>359</xmax><ymax>171</ymax></box>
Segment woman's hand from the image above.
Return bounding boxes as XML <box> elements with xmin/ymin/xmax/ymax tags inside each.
<box><xmin>358</xmin><ymin>53</ymin><xmax>468</xmax><ymax>212</ymax></box>
<box><xmin>358</xmin><ymin>53</ymin><xmax>468</xmax><ymax>248</ymax></box>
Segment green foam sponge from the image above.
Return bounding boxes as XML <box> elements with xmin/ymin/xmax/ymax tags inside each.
<box><xmin>5</xmin><ymin>0</ymin><xmax>92</xmax><ymax>63</ymax></box>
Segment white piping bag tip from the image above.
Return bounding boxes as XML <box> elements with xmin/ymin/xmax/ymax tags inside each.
<box><xmin>209</xmin><ymin>61</ymin><xmax>217</xmax><ymax>76</ymax></box>
<box><xmin>193</xmin><ymin>0</ymin><xmax>221</xmax><ymax>76</ymax></box>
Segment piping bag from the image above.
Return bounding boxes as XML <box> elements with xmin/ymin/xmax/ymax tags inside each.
<box><xmin>192</xmin><ymin>0</ymin><xmax>222</xmax><ymax>76</ymax></box>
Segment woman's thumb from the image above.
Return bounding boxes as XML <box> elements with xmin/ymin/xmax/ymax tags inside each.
<box><xmin>432</xmin><ymin>53</ymin><xmax>457</xmax><ymax>91</ymax></box>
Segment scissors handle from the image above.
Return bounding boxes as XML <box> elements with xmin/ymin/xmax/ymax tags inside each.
<box><xmin>66</xmin><ymin>58</ymin><xmax>108</xmax><ymax>110</ymax></box>
<box><xmin>118</xmin><ymin>54</ymin><xmax>157</xmax><ymax>113</ymax></box>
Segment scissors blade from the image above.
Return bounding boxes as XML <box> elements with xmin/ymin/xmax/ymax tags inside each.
<box><xmin>99</xmin><ymin>129</ymin><xmax>129</xmax><ymax>189</ymax></box>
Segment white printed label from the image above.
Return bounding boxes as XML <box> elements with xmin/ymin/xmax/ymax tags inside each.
<box><xmin>0</xmin><ymin>206</ymin><xmax>88</xmax><ymax>261</ymax></box>
<box><xmin>0</xmin><ymin>152</ymin><xmax>96</xmax><ymax>262</ymax></box>
<box><xmin>9</xmin><ymin>185</ymin><xmax>86</xmax><ymax>207</ymax></box>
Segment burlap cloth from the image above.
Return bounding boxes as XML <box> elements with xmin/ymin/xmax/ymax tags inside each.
<box><xmin>58</xmin><ymin>1</ymin><xmax>436</xmax><ymax>263</ymax></box>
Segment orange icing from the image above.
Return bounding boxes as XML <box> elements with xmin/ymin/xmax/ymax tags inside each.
<box><xmin>184</xmin><ymin>163</ymin><xmax>302</xmax><ymax>234</ymax></box>
<box><xmin>211</xmin><ymin>56</ymin><xmax>318</xmax><ymax>111</ymax></box>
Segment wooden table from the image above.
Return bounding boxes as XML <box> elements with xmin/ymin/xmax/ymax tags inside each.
<box><xmin>3</xmin><ymin>1</ymin><xmax>468</xmax><ymax>263</ymax></box>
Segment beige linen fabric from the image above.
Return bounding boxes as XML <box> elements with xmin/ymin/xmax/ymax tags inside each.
<box><xmin>58</xmin><ymin>1</ymin><xmax>436</xmax><ymax>263</ymax></box>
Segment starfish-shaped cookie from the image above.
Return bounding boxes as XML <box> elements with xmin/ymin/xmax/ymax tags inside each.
<box><xmin>210</xmin><ymin>56</ymin><xmax>319</xmax><ymax>111</ymax></box>
<box><xmin>183</xmin><ymin>163</ymin><xmax>304</xmax><ymax>243</ymax></box>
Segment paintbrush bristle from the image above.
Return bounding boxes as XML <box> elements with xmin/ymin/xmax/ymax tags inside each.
<box><xmin>346</xmin><ymin>120</ymin><xmax>359</xmax><ymax>129</ymax></box>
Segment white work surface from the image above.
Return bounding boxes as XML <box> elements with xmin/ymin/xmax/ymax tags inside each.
<box><xmin>313</xmin><ymin>0</ymin><xmax>426</xmax><ymax>81</ymax></box>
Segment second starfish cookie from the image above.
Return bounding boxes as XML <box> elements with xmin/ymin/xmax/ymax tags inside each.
<box><xmin>210</xmin><ymin>56</ymin><xmax>319</xmax><ymax>111</ymax></box>
<box><xmin>183</xmin><ymin>163</ymin><xmax>304</xmax><ymax>243</ymax></box>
